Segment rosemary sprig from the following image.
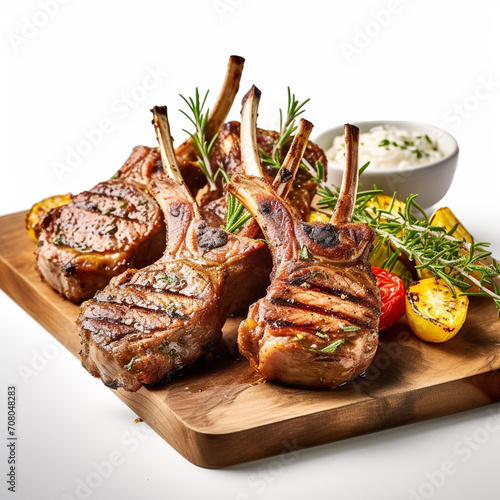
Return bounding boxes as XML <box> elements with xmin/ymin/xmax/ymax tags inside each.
<box><xmin>259</xmin><ymin>148</ymin><xmax>282</xmax><ymax>170</ymax></box>
<box><xmin>309</xmin><ymin>160</ymin><xmax>325</xmax><ymax>184</ymax></box>
<box><xmin>225</xmin><ymin>191</ymin><xmax>253</xmax><ymax>234</ymax></box>
<box><xmin>260</xmin><ymin>88</ymin><xmax>310</xmax><ymax>170</ymax></box>
<box><xmin>214</xmin><ymin>169</ymin><xmax>252</xmax><ymax>234</ymax></box>
<box><xmin>179</xmin><ymin>89</ymin><xmax>218</xmax><ymax>190</ymax></box>
<box><xmin>317</xmin><ymin>185</ymin><xmax>500</xmax><ymax>313</ymax></box>
<box><xmin>276</xmin><ymin>87</ymin><xmax>310</xmax><ymax>152</ymax></box>
<box><xmin>309</xmin><ymin>338</ymin><xmax>345</xmax><ymax>354</ymax></box>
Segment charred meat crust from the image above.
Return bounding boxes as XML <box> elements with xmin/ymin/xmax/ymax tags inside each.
<box><xmin>35</xmin><ymin>174</ymin><xmax>166</xmax><ymax>303</ymax></box>
<box><xmin>77</xmin><ymin>105</ymin><xmax>272</xmax><ymax>392</ymax></box>
<box><xmin>195</xmin><ymin>221</ymin><xmax>229</xmax><ymax>250</ymax></box>
<box><xmin>227</xmin><ymin>174</ymin><xmax>381</xmax><ymax>389</ymax></box>
<box><xmin>77</xmin><ymin>228</ymin><xmax>271</xmax><ymax>391</ymax></box>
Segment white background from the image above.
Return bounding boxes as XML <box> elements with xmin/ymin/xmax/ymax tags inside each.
<box><xmin>1</xmin><ymin>1</ymin><xmax>500</xmax><ymax>499</ymax></box>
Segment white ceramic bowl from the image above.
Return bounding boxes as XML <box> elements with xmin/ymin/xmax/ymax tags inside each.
<box><xmin>314</xmin><ymin>121</ymin><xmax>459</xmax><ymax>209</ymax></box>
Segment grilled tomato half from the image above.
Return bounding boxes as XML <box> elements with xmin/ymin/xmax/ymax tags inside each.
<box><xmin>372</xmin><ymin>266</ymin><xmax>406</xmax><ymax>332</ymax></box>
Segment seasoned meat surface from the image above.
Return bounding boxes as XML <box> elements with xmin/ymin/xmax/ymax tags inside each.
<box><xmin>78</xmin><ymin>106</ymin><xmax>271</xmax><ymax>391</ymax></box>
<box><xmin>227</xmin><ymin>174</ymin><xmax>381</xmax><ymax>388</ymax></box>
<box><xmin>36</xmin><ymin>148</ymin><xmax>165</xmax><ymax>303</ymax></box>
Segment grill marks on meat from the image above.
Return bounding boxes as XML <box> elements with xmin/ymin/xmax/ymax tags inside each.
<box><xmin>79</xmin><ymin>259</ymin><xmax>224</xmax><ymax>391</ymax></box>
<box><xmin>227</xmin><ymin>125</ymin><xmax>381</xmax><ymax>389</ymax></box>
<box><xmin>35</xmin><ymin>148</ymin><xmax>166</xmax><ymax>304</ymax></box>
<box><xmin>78</xmin><ymin>106</ymin><xmax>270</xmax><ymax>391</ymax></box>
<box><xmin>36</xmin><ymin>168</ymin><xmax>165</xmax><ymax>303</ymax></box>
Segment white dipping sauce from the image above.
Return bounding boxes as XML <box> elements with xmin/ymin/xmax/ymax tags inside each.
<box><xmin>326</xmin><ymin>125</ymin><xmax>444</xmax><ymax>170</ymax></box>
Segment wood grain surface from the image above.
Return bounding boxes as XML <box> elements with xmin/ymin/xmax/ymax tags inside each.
<box><xmin>1</xmin><ymin>211</ymin><xmax>500</xmax><ymax>468</ymax></box>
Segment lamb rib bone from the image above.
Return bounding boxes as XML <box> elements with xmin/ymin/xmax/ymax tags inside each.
<box><xmin>331</xmin><ymin>124</ymin><xmax>359</xmax><ymax>224</ymax></box>
<box><xmin>237</xmin><ymin>85</ymin><xmax>313</xmax><ymax>238</ymax></box>
<box><xmin>175</xmin><ymin>55</ymin><xmax>245</xmax><ymax>178</ymax></box>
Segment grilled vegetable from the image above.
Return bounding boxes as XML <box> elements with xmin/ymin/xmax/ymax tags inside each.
<box><xmin>306</xmin><ymin>210</ymin><xmax>330</xmax><ymax>223</ymax></box>
<box><xmin>372</xmin><ymin>266</ymin><xmax>405</xmax><ymax>332</ymax></box>
<box><xmin>418</xmin><ymin>206</ymin><xmax>471</xmax><ymax>281</ymax></box>
<box><xmin>318</xmin><ymin>179</ymin><xmax>500</xmax><ymax>315</ymax></box>
<box><xmin>366</xmin><ymin>193</ymin><xmax>406</xmax><ymax>220</ymax></box>
<box><xmin>405</xmin><ymin>278</ymin><xmax>469</xmax><ymax>343</ymax></box>
<box><xmin>430</xmin><ymin>206</ymin><xmax>471</xmax><ymax>241</ymax></box>
<box><xmin>25</xmin><ymin>193</ymin><xmax>71</xmax><ymax>241</ymax></box>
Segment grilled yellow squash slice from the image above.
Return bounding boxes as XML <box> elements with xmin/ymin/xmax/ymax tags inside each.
<box><xmin>405</xmin><ymin>278</ymin><xmax>469</xmax><ymax>343</ymax></box>
<box><xmin>25</xmin><ymin>193</ymin><xmax>71</xmax><ymax>241</ymax></box>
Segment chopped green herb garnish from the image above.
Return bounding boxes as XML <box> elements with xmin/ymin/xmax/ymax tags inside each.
<box><xmin>299</xmin><ymin>245</ymin><xmax>311</xmax><ymax>261</ymax></box>
<box><xmin>165</xmin><ymin>302</ymin><xmax>178</xmax><ymax>314</ymax></box>
<box><xmin>124</xmin><ymin>357</ymin><xmax>135</xmax><ymax>371</ymax></box>
<box><xmin>137</xmin><ymin>200</ymin><xmax>147</xmax><ymax>206</ymax></box>
<box><xmin>309</xmin><ymin>339</ymin><xmax>345</xmax><ymax>354</ymax></box>
<box><xmin>342</xmin><ymin>325</ymin><xmax>361</xmax><ymax>332</ymax></box>
<box><xmin>315</xmin><ymin>327</ymin><xmax>329</xmax><ymax>339</ymax></box>
<box><xmin>111</xmin><ymin>170</ymin><xmax>121</xmax><ymax>179</ymax></box>
<box><xmin>377</xmin><ymin>136</ymin><xmax>434</xmax><ymax>160</ymax></box>
<box><xmin>75</xmin><ymin>243</ymin><xmax>93</xmax><ymax>253</ymax></box>
<box><xmin>119</xmin><ymin>201</ymin><xmax>128</xmax><ymax>209</ymax></box>
<box><xmin>105</xmin><ymin>207</ymin><xmax>116</xmax><ymax>215</ymax></box>
<box><xmin>158</xmin><ymin>341</ymin><xmax>170</xmax><ymax>354</ymax></box>
<box><xmin>425</xmin><ymin>134</ymin><xmax>438</xmax><ymax>151</ymax></box>
<box><xmin>54</xmin><ymin>233</ymin><xmax>66</xmax><ymax>246</ymax></box>
<box><xmin>105</xmin><ymin>222</ymin><xmax>118</xmax><ymax>236</ymax></box>
<box><xmin>156</xmin><ymin>273</ymin><xmax>183</xmax><ymax>286</ymax></box>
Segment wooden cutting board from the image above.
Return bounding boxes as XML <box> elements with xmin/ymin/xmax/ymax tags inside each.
<box><xmin>1</xmin><ymin>211</ymin><xmax>500</xmax><ymax>468</ymax></box>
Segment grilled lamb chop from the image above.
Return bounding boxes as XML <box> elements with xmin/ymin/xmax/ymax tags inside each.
<box><xmin>35</xmin><ymin>56</ymin><xmax>245</xmax><ymax>302</ymax></box>
<box><xmin>227</xmin><ymin>124</ymin><xmax>381</xmax><ymax>388</ymax></box>
<box><xmin>78</xmin><ymin>106</ymin><xmax>270</xmax><ymax>391</ymax></box>
<box><xmin>36</xmin><ymin>173</ymin><xmax>166</xmax><ymax>303</ymax></box>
